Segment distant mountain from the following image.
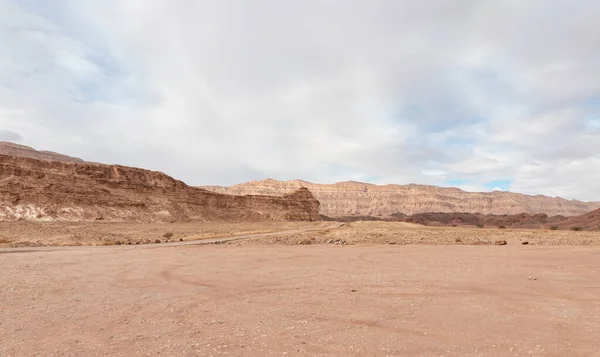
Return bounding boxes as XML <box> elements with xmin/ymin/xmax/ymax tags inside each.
<box><xmin>0</xmin><ymin>142</ymin><xmax>84</xmax><ymax>163</ymax></box>
<box><xmin>200</xmin><ymin>179</ymin><xmax>600</xmax><ymax>217</ymax></box>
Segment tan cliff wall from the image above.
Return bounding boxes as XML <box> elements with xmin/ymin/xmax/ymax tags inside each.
<box><xmin>200</xmin><ymin>179</ymin><xmax>600</xmax><ymax>217</ymax></box>
<box><xmin>0</xmin><ymin>156</ymin><xmax>320</xmax><ymax>222</ymax></box>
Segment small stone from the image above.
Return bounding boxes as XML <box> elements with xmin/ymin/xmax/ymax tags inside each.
<box><xmin>521</xmin><ymin>241</ymin><xmax>529</xmax><ymax>245</ymax></box>
<box><xmin>494</xmin><ymin>240</ymin><xmax>507</xmax><ymax>245</ymax></box>
<box><xmin>528</xmin><ymin>276</ymin><xmax>537</xmax><ymax>280</ymax></box>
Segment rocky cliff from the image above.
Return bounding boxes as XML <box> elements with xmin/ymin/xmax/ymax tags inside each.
<box><xmin>0</xmin><ymin>156</ymin><xmax>320</xmax><ymax>222</ymax></box>
<box><xmin>201</xmin><ymin>179</ymin><xmax>600</xmax><ymax>217</ymax></box>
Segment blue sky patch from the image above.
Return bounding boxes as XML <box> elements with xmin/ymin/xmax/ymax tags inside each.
<box><xmin>484</xmin><ymin>179</ymin><xmax>513</xmax><ymax>191</ymax></box>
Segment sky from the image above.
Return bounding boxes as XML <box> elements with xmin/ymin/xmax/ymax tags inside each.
<box><xmin>1</xmin><ymin>0</ymin><xmax>600</xmax><ymax>201</ymax></box>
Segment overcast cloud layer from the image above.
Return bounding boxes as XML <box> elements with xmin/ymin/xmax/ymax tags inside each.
<box><xmin>1</xmin><ymin>0</ymin><xmax>600</xmax><ymax>200</ymax></box>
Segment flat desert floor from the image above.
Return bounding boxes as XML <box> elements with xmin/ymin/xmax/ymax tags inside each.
<box><xmin>2</xmin><ymin>225</ymin><xmax>600</xmax><ymax>356</ymax></box>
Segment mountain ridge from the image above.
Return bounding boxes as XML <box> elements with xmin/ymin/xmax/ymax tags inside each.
<box><xmin>200</xmin><ymin>178</ymin><xmax>600</xmax><ymax>217</ymax></box>
<box><xmin>0</xmin><ymin>153</ymin><xmax>320</xmax><ymax>222</ymax></box>
<box><xmin>0</xmin><ymin>141</ymin><xmax>84</xmax><ymax>163</ymax></box>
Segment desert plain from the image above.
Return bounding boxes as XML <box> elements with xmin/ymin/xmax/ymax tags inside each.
<box><xmin>2</xmin><ymin>221</ymin><xmax>600</xmax><ymax>357</ymax></box>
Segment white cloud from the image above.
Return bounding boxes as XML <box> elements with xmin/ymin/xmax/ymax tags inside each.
<box><xmin>1</xmin><ymin>0</ymin><xmax>600</xmax><ymax>200</ymax></box>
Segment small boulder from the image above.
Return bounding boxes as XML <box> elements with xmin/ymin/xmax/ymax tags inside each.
<box><xmin>494</xmin><ymin>240</ymin><xmax>507</xmax><ymax>246</ymax></box>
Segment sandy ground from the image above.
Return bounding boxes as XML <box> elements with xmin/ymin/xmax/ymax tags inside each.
<box><xmin>2</xmin><ymin>243</ymin><xmax>600</xmax><ymax>357</ymax></box>
<box><xmin>2</xmin><ymin>221</ymin><xmax>600</xmax><ymax>248</ymax></box>
<box><xmin>0</xmin><ymin>221</ymin><xmax>327</xmax><ymax>247</ymax></box>
<box><xmin>241</xmin><ymin>221</ymin><xmax>600</xmax><ymax>245</ymax></box>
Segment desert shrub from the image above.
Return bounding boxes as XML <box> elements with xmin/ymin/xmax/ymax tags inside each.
<box><xmin>498</xmin><ymin>225</ymin><xmax>506</xmax><ymax>229</ymax></box>
<box><xmin>571</xmin><ymin>226</ymin><xmax>583</xmax><ymax>231</ymax></box>
<box><xmin>0</xmin><ymin>237</ymin><xmax>11</xmax><ymax>244</ymax></box>
<box><xmin>550</xmin><ymin>226</ymin><xmax>559</xmax><ymax>230</ymax></box>
<box><xmin>163</xmin><ymin>232</ymin><xmax>174</xmax><ymax>239</ymax></box>
<box><xmin>476</xmin><ymin>224</ymin><xmax>484</xmax><ymax>228</ymax></box>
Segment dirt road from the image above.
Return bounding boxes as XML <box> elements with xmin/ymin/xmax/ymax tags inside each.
<box><xmin>2</xmin><ymin>243</ymin><xmax>599</xmax><ymax>356</ymax></box>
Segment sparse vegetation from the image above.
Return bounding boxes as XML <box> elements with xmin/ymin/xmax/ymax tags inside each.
<box><xmin>0</xmin><ymin>237</ymin><xmax>11</xmax><ymax>244</ymax></box>
<box><xmin>498</xmin><ymin>225</ymin><xmax>506</xmax><ymax>229</ymax></box>
<box><xmin>163</xmin><ymin>232</ymin><xmax>174</xmax><ymax>239</ymax></box>
<box><xmin>550</xmin><ymin>226</ymin><xmax>559</xmax><ymax>230</ymax></box>
<box><xmin>571</xmin><ymin>226</ymin><xmax>583</xmax><ymax>231</ymax></box>
<box><xmin>476</xmin><ymin>224</ymin><xmax>484</xmax><ymax>228</ymax></box>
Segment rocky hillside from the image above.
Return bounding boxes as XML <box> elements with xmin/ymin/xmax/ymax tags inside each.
<box><xmin>201</xmin><ymin>179</ymin><xmax>600</xmax><ymax>217</ymax></box>
<box><xmin>555</xmin><ymin>208</ymin><xmax>600</xmax><ymax>230</ymax></box>
<box><xmin>0</xmin><ymin>142</ymin><xmax>84</xmax><ymax>163</ymax></box>
<box><xmin>0</xmin><ymin>155</ymin><xmax>320</xmax><ymax>222</ymax></box>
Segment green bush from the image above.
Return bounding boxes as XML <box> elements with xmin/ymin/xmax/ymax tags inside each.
<box><xmin>476</xmin><ymin>224</ymin><xmax>484</xmax><ymax>228</ymax></box>
<box><xmin>550</xmin><ymin>226</ymin><xmax>559</xmax><ymax>230</ymax></box>
<box><xmin>571</xmin><ymin>226</ymin><xmax>583</xmax><ymax>231</ymax></box>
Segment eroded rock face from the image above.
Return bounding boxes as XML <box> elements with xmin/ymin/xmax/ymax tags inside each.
<box><xmin>200</xmin><ymin>179</ymin><xmax>600</xmax><ymax>217</ymax></box>
<box><xmin>0</xmin><ymin>155</ymin><xmax>320</xmax><ymax>222</ymax></box>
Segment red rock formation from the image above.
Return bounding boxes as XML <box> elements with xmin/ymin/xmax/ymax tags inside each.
<box><xmin>555</xmin><ymin>208</ymin><xmax>600</xmax><ymax>230</ymax></box>
<box><xmin>0</xmin><ymin>155</ymin><xmax>320</xmax><ymax>222</ymax></box>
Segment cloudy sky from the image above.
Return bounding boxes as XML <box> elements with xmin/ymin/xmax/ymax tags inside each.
<box><xmin>1</xmin><ymin>0</ymin><xmax>600</xmax><ymax>200</ymax></box>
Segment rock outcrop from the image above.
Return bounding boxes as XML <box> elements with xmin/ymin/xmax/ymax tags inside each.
<box><xmin>201</xmin><ymin>179</ymin><xmax>600</xmax><ymax>217</ymax></box>
<box><xmin>0</xmin><ymin>142</ymin><xmax>84</xmax><ymax>163</ymax></box>
<box><xmin>0</xmin><ymin>155</ymin><xmax>320</xmax><ymax>222</ymax></box>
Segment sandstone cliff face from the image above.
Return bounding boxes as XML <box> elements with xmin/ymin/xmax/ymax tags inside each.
<box><xmin>0</xmin><ymin>156</ymin><xmax>320</xmax><ymax>222</ymax></box>
<box><xmin>201</xmin><ymin>179</ymin><xmax>600</xmax><ymax>217</ymax></box>
<box><xmin>0</xmin><ymin>142</ymin><xmax>84</xmax><ymax>163</ymax></box>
